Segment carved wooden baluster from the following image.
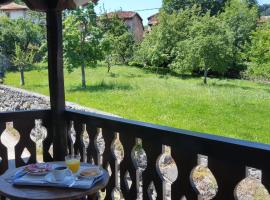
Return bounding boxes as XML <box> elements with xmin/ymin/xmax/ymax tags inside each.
<box><xmin>67</xmin><ymin>120</ymin><xmax>74</xmax><ymax>156</ymax></box>
<box><xmin>171</xmin><ymin>145</ymin><xmax>197</xmax><ymax>200</ymax></box>
<box><xmin>209</xmin><ymin>156</ymin><xmax>244</xmax><ymax>199</ymax></box>
<box><xmin>0</xmin><ymin>122</ymin><xmax>8</xmax><ymax>175</ymax></box>
<box><xmin>142</xmin><ymin>138</ymin><xmax>163</xmax><ymax>200</ymax></box>
<box><xmin>157</xmin><ymin>145</ymin><xmax>178</xmax><ymax>200</ymax></box>
<box><xmin>102</xmin><ymin>128</ymin><xmax>116</xmax><ymax>200</ymax></box>
<box><xmin>119</xmin><ymin>133</ymin><xmax>137</xmax><ymax>199</ymax></box>
<box><xmin>13</xmin><ymin>119</ymin><xmax>36</xmax><ymax>167</ymax></box>
<box><xmin>190</xmin><ymin>155</ymin><xmax>218</xmax><ymax>200</ymax></box>
<box><xmin>73</xmin><ymin>120</ymin><xmax>85</xmax><ymax>161</ymax></box>
<box><xmin>234</xmin><ymin>167</ymin><xmax>270</xmax><ymax>200</ymax></box>
<box><xmin>111</xmin><ymin>132</ymin><xmax>124</xmax><ymax>199</ymax></box>
<box><xmin>86</xmin><ymin>126</ymin><xmax>99</xmax><ymax>165</ymax></box>
<box><xmin>42</xmin><ymin>117</ymin><xmax>53</xmax><ymax>162</ymax></box>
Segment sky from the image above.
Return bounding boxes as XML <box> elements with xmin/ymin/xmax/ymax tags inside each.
<box><xmin>95</xmin><ymin>0</ymin><xmax>269</xmax><ymax>25</ymax></box>
<box><xmin>95</xmin><ymin>0</ymin><xmax>162</xmax><ymax>25</ymax></box>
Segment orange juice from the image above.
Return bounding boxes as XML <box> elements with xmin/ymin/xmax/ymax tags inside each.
<box><xmin>66</xmin><ymin>159</ymin><xmax>80</xmax><ymax>173</ymax></box>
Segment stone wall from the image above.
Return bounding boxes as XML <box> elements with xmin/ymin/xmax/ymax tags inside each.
<box><xmin>0</xmin><ymin>84</ymin><xmax>113</xmax><ymax>115</ymax></box>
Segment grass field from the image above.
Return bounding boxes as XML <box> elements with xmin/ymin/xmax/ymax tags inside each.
<box><xmin>4</xmin><ymin>64</ymin><xmax>270</xmax><ymax>144</ymax></box>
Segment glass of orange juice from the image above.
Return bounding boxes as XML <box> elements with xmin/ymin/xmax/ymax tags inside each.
<box><xmin>65</xmin><ymin>155</ymin><xmax>81</xmax><ymax>173</ymax></box>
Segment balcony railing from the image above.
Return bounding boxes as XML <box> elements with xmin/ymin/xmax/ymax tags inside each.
<box><xmin>0</xmin><ymin>109</ymin><xmax>270</xmax><ymax>199</ymax></box>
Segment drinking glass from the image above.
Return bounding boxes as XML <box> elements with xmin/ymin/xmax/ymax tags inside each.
<box><xmin>65</xmin><ymin>154</ymin><xmax>81</xmax><ymax>173</ymax></box>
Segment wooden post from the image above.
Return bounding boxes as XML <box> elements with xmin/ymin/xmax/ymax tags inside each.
<box><xmin>46</xmin><ymin>10</ymin><xmax>67</xmax><ymax>161</ymax></box>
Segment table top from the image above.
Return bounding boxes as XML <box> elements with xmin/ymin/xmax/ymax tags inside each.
<box><xmin>0</xmin><ymin>162</ymin><xmax>109</xmax><ymax>200</ymax></box>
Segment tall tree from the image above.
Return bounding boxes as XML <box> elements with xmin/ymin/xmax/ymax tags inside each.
<box><xmin>170</xmin><ymin>13</ymin><xmax>233</xmax><ymax>84</ymax></box>
<box><xmin>99</xmin><ymin>13</ymin><xmax>134</xmax><ymax>65</ymax></box>
<box><xmin>259</xmin><ymin>4</ymin><xmax>270</xmax><ymax>16</ymax></box>
<box><xmin>219</xmin><ymin>0</ymin><xmax>258</xmax><ymax>71</ymax></box>
<box><xmin>246</xmin><ymin>22</ymin><xmax>270</xmax><ymax>80</ymax></box>
<box><xmin>162</xmin><ymin>0</ymin><xmax>228</xmax><ymax>15</ymax></box>
<box><xmin>63</xmin><ymin>3</ymin><xmax>102</xmax><ymax>88</ymax></box>
<box><xmin>0</xmin><ymin>16</ymin><xmax>43</xmax><ymax>61</ymax></box>
<box><xmin>12</xmin><ymin>44</ymin><xmax>34</xmax><ymax>85</ymax></box>
<box><xmin>135</xmin><ymin>8</ymin><xmax>197</xmax><ymax>67</ymax></box>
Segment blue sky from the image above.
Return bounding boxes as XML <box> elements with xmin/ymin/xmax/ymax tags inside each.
<box><xmin>95</xmin><ymin>0</ymin><xmax>162</xmax><ymax>25</ymax></box>
<box><xmin>95</xmin><ymin>0</ymin><xmax>269</xmax><ymax>25</ymax></box>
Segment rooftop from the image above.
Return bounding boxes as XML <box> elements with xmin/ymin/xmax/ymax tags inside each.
<box><xmin>106</xmin><ymin>11</ymin><xmax>142</xmax><ymax>21</ymax></box>
<box><xmin>0</xmin><ymin>2</ymin><xmax>28</xmax><ymax>11</ymax></box>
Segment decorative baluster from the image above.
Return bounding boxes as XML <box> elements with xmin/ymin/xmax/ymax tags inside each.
<box><xmin>67</xmin><ymin>121</ymin><xmax>74</xmax><ymax>156</ymax></box>
<box><xmin>190</xmin><ymin>155</ymin><xmax>218</xmax><ymax>200</ymax></box>
<box><xmin>171</xmin><ymin>144</ymin><xmax>197</xmax><ymax>200</ymax></box>
<box><xmin>0</xmin><ymin>122</ymin><xmax>7</xmax><ymax>175</ymax></box>
<box><xmin>13</xmin><ymin>119</ymin><xmax>36</xmax><ymax>167</ymax></box>
<box><xmin>102</xmin><ymin>128</ymin><xmax>117</xmax><ymax>200</ymax></box>
<box><xmin>156</xmin><ymin>145</ymin><xmax>178</xmax><ymax>200</ymax></box>
<box><xmin>86</xmin><ymin>126</ymin><xmax>99</xmax><ymax>165</ymax></box>
<box><xmin>111</xmin><ymin>132</ymin><xmax>124</xmax><ymax>199</ymax></box>
<box><xmin>42</xmin><ymin>118</ymin><xmax>53</xmax><ymax>162</ymax></box>
<box><xmin>119</xmin><ymin>134</ymin><xmax>137</xmax><ymax>199</ymax></box>
<box><xmin>73</xmin><ymin>120</ymin><xmax>85</xmax><ymax>161</ymax></box>
<box><xmin>142</xmin><ymin>138</ymin><xmax>163</xmax><ymax>200</ymax></box>
<box><xmin>234</xmin><ymin>167</ymin><xmax>270</xmax><ymax>200</ymax></box>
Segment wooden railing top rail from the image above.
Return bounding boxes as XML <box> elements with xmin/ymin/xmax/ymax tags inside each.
<box><xmin>0</xmin><ymin>110</ymin><xmax>51</xmax><ymax>122</ymax></box>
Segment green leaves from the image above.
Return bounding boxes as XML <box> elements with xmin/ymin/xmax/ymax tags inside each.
<box><xmin>12</xmin><ymin>44</ymin><xmax>34</xmax><ymax>70</ymax></box>
<box><xmin>219</xmin><ymin>0</ymin><xmax>258</xmax><ymax>67</ymax></box>
<box><xmin>63</xmin><ymin>3</ymin><xmax>102</xmax><ymax>73</ymax></box>
<box><xmin>246</xmin><ymin>22</ymin><xmax>270</xmax><ymax>80</ymax></box>
<box><xmin>99</xmin><ymin>14</ymin><xmax>134</xmax><ymax>64</ymax></box>
<box><xmin>0</xmin><ymin>16</ymin><xmax>44</xmax><ymax>62</ymax></box>
<box><xmin>170</xmin><ymin>13</ymin><xmax>233</xmax><ymax>78</ymax></box>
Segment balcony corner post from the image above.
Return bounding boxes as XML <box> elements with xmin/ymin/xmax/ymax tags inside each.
<box><xmin>46</xmin><ymin>10</ymin><xmax>67</xmax><ymax>161</ymax></box>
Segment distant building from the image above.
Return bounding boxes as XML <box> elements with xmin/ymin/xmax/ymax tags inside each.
<box><xmin>147</xmin><ymin>13</ymin><xmax>159</xmax><ymax>31</ymax></box>
<box><xmin>0</xmin><ymin>2</ymin><xmax>28</xmax><ymax>20</ymax></box>
<box><xmin>106</xmin><ymin>11</ymin><xmax>144</xmax><ymax>42</ymax></box>
<box><xmin>258</xmin><ymin>16</ymin><xmax>270</xmax><ymax>24</ymax></box>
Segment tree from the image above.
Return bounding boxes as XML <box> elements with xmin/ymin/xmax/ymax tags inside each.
<box><xmin>99</xmin><ymin>13</ymin><xmax>134</xmax><ymax>65</ymax></box>
<box><xmin>219</xmin><ymin>0</ymin><xmax>258</xmax><ymax>72</ymax></box>
<box><xmin>170</xmin><ymin>13</ymin><xmax>233</xmax><ymax>84</ymax></box>
<box><xmin>162</xmin><ymin>0</ymin><xmax>228</xmax><ymax>15</ymax></box>
<box><xmin>134</xmin><ymin>8</ymin><xmax>198</xmax><ymax>67</ymax></box>
<box><xmin>12</xmin><ymin>44</ymin><xmax>34</xmax><ymax>85</ymax></box>
<box><xmin>162</xmin><ymin>0</ymin><xmax>257</xmax><ymax>15</ymax></box>
<box><xmin>246</xmin><ymin>22</ymin><xmax>270</xmax><ymax>80</ymax></box>
<box><xmin>101</xmin><ymin>33</ymin><xmax>113</xmax><ymax>72</ymax></box>
<box><xmin>63</xmin><ymin>3</ymin><xmax>102</xmax><ymax>88</ymax></box>
<box><xmin>0</xmin><ymin>16</ymin><xmax>44</xmax><ymax>61</ymax></box>
<box><xmin>259</xmin><ymin>4</ymin><xmax>270</xmax><ymax>16</ymax></box>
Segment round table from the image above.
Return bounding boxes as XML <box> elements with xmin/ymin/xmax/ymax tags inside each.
<box><xmin>0</xmin><ymin>162</ymin><xmax>109</xmax><ymax>200</ymax></box>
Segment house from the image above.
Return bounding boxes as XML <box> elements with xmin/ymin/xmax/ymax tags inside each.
<box><xmin>0</xmin><ymin>2</ymin><xmax>28</xmax><ymax>19</ymax></box>
<box><xmin>106</xmin><ymin>11</ymin><xmax>144</xmax><ymax>41</ymax></box>
<box><xmin>147</xmin><ymin>13</ymin><xmax>159</xmax><ymax>31</ymax></box>
<box><xmin>258</xmin><ymin>16</ymin><xmax>270</xmax><ymax>24</ymax></box>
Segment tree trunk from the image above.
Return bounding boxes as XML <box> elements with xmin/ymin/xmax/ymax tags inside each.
<box><xmin>107</xmin><ymin>60</ymin><xmax>111</xmax><ymax>73</ymax></box>
<box><xmin>81</xmin><ymin>63</ymin><xmax>86</xmax><ymax>88</ymax></box>
<box><xmin>20</xmin><ymin>68</ymin><xmax>25</xmax><ymax>86</ymax></box>
<box><xmin>203</xmin><ymin>68</ymin><xmax>208</xmax><ymax>84</ymax></box>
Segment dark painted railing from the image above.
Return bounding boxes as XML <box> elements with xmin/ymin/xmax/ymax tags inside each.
<box><xmin>65</xmin><ymin>109</ymin><xmax>270</xmax><ymax>200</ymax></box>
<box><xmin>0</xmin><ymin>110</ymin><xmax>53</xmax><ymax>175</ymax></box>
<box><xmin>0</xmin><ymin>109</ymin><xmax>270</xmax><ymax>199</ymax></box>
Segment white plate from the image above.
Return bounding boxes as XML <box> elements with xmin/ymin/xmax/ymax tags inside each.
<box><xmin>79</xmin><ymin>167</ymin><xmax>102</xmax><ymax>178</ymax></box>
<box><xmin>44</xmin><ymin>172</ymin><xmax>75</xmax><ymax>185</ymax></box>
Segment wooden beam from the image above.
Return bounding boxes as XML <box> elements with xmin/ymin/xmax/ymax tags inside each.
<box><xmin>46</xmin><ymin>10</ymin><xmax>67</xmax><ymax>161</ymax></box>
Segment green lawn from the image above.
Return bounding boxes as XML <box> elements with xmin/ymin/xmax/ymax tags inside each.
<box><xmin>4</xmin><ymin>64</ymin><xmax>270</xmax><ymax>144</ymax></box>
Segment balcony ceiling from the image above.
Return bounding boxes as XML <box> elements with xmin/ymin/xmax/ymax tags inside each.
<box><xmin>0</xmin><ymin>0</ymin><xmax>97</xmax><ymax>12</ymax></box>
